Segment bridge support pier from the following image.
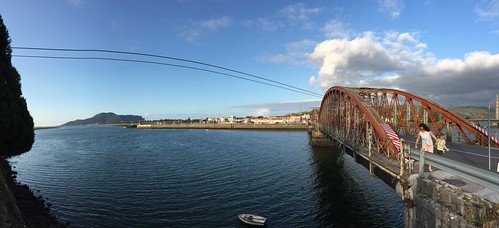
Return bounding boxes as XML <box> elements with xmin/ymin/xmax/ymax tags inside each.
<box><xmin>309</xmin><ymin>124</ymin><xmax>333</xmax><ymax>146</ymax></box>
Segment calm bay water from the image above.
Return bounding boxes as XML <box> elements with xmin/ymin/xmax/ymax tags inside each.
<box><xmin>9</xmin><ymin>126</ymin><xmax>403</xmax><ymax>227</ymax></box>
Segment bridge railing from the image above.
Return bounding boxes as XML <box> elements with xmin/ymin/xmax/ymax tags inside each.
<box><xmin>317</xmin><ymin>125</ymin><xmax>499</xmax><ymax>192</ymax></box>
<box><xmin>410</xmin><ymin>149</ymin><xmax>499</xmax><ymax>191</ymax></box>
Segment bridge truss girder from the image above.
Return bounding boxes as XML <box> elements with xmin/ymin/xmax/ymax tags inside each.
<box><xmin>357</xmin><ymin>87</ymin><xmax>498</xmax><ymax>148</ymax></box>
<box><xmin>318</xmin><ymin>87</ymin><xmax>499</xmax><ymax>162</ymax></box>
<box><xmin>319</xmin><ymin>87</ymin><xmax>400</xmax><ymax>160</ymax></box>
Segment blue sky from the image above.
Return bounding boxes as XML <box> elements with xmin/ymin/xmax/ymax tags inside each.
<box><xmin>2</xmin><ymin>0</ymin><xmax>499</xmax><ymax>126</ymax></box>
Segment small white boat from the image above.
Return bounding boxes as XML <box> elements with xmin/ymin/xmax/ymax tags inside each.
<box><xmin>238</xmin><ymin>213</ymin><xmax>267</xmax><ymax>226</ymax></box>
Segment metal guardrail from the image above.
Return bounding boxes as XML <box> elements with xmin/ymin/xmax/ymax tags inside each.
<box><xmin>410</xmin><ymin>149</ymin><xmax>499</xmax><ymax>191</ymax></box>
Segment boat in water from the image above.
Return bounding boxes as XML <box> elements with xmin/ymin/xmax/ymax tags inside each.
<box><xmin>238</xmin><ymin>213</ymin><xmax>267</xmax><ymax>226</ymax></box>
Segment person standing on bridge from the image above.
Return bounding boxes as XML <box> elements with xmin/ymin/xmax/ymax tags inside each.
<box><xmin>415</xmin><ymin>123</ymin><xmax>438</xmax><ymax>171</ymax></box>
<box><xmin>436</xmin><ymin>133</ymin><xmax>450</xmax><ymax>155</ymax></box>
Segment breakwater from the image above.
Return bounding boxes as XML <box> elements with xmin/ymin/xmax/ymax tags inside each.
<box><xmin>136</xmin><ymin>123</ymin><xmax>308</xmax><ymax>130</ymax></box>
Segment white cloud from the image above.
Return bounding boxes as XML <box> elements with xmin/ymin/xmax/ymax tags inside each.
<box><xmin>255</xmin><ymin>108</ymin><xmax>271</xmax><ymax>117</ymax></box>
<box><xmin>309</xmin><ymin>75</ymin><xmax>318</xmax><ymax>85</ymax></box>
<box><xmin>281</xmin><ymin>3</ymin><xmax>322</xmax><ymax>21</ymax></box>
<box><xmin>286</xmin><ymin>39</ymin><xmax>316</xmax><ymax>51</ymax></box>
<box><xmin>198</xmin><ymin>17</ymin><xmax>231</xmax><ymax>30</ymax></box>
<box><xmin>259</xmin><ymin>39</ymin><xmax>316</xmax><ymax>65</ymax></box>
<box><xmin>260</xmin><ymin>54</ymin><xmax>296</xmax><ymax>65</ymax></box>
<box><xmin>242</xmin><ymin>18</ymin><xmax>284</xmax><ymax>32</ymax></box>
<box><xmin>307</xmin><ymin>32</ymin><xmax>411</xmax><ymax>87</ymax></box>
<box><xmin>383</xmin><ymin>74</ymin><xmax>400</xmax><ymax>82</ymax></box>
<box><xmin>181</xmin><ymin>17</ymin><xmax>232</xmax><ymax>41</ymax></box>
<box><xmin>475</xmin><ymin>0</ymin><xmax>499</xmax><ymax>20</ymax></box>
<box><xmin>322</xmin><ymin>20</ymin><xmax>350</xmax><ymax>39</ymax></box>
<box><xmin>235</xmin><ymin>100</ymin><xmax>322</xmax><ymax>116</ymax></box>
<box><xmin>378</xmin><ymin>0</ymin><xmax>405</xmax><ymax>18</ymax></box>
<box><xmin>244</xmin><ymin>4</ymin><xmax>322</xmax><ymax>32</ymax></box>
<box><xmin>306</xmin><ymin>31</ymin><xmax>499</xmax><ymax>107</ymax></box>
<box><xmin>254</xmin><ymin>18</ymin><xmax>283</xmax><ymax>31</ymax></box>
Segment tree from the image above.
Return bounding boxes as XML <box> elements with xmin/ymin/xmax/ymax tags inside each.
<box><xmin>0</xmin><ymin>14</ymin><xmax>35</xmax><ymax>157</ymax></box>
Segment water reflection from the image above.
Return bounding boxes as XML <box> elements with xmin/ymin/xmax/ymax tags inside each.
<box><xmin>309</xmin><ymin>145</ymin><xmax>404</xmax><ymax>227</ymax></box>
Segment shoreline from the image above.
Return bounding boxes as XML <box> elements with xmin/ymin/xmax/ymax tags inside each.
<box><xmin>34</xmin><ymin>126</ymin><xmax>60</xmax><ymax>130</ymax></box>
<box><xmin>0</xmin><ymin>159</ymin><xmax>66</xmax><ymax>227</ymax></box>
<box><xmin>136</xmin><ymin>123</ymin><xmax>310</xmax><ymax>130</ymax></box>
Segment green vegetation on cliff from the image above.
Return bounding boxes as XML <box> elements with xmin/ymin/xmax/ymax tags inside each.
<box><xmin>0</xmin><ymin>15</ymin><xmax>34</xmax><ymax>157</ymax></box>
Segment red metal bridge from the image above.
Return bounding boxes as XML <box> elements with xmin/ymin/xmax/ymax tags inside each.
<box><xmin>311</xmin><ymin>86</ymin><xmax>499</xmax><ymax>227</ymax></box>
<box><xmin>312</xmin><ymin>86</ymin><xmax>499</xmax><ymax>187</ymax></box>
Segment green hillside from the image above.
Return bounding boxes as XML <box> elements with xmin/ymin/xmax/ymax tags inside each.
<box><xmin>448</xmin><ymin>106</ymin><xmax>496</xmax><ymax>120</ymax></box>
<box><xmin>63</xmin><ymin>112</ymin><xmax>144</xmax><ymax>126</ymax></box>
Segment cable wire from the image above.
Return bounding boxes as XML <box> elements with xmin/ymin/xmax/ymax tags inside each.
<box><xmin>12</xmin><ymin>46</ymin><xmax>323</xmax><ymax>97</ymax></box>
<box><xmin>13</xmin><ymin>54</ymin><xmax>322</xmax><ymax>98</ymax></box>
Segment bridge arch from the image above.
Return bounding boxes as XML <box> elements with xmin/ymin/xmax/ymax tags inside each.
<box><xmin>318</xmin><ymin>87</ymin><xmax>400</xmax><ymax>160</ymax></box>
<box><xmin>318</xmin><ymin>87</ymin><xmax>499</xmax><ymax>161</ymax></box>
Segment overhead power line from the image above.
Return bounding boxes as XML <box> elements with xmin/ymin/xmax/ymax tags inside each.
<box><xmin>13</xmin><ymin>54</ymin><xmax>322</xmax><ymax>98</ymax></box>
<box><xmin>12</xmin><ymin>46</ymin><xmax>323</xmax><ymax>97</ymax></box>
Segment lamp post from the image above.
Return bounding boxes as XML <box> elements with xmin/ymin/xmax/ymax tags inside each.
<box><xmin>488</xmin><ymin>104</ymin><xmax>491</xmax><ymax>170</ymax></box>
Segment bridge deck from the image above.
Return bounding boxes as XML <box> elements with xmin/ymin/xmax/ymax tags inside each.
<box><xmin>400</xmin><ymin>135</ymin><xmax>499</xmax><ymax>171</ymax></box>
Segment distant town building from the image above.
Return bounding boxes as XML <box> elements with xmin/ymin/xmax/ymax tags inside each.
<box><xmin>247</xmin><ymin>114</ymin><xmax>310</xmax><ymax>124</ymax></box>
<box><xmin>310</xmin><ymin>109</ymin><xmax>319</xmax><ymax>122</ymax></box>
<box><xmin>202</xmin><ymin>113</ymin><xmax>311</xmax><ymax>125</ymax></box>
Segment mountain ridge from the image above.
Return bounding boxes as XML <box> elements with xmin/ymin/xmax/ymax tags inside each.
<box><xmin>62</xmin><ymin>112</ymin><xmax>144</xmax><ymax>126</ymax></box>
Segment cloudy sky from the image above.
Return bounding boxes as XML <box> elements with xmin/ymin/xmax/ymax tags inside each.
<box><xmin>2</xmin><ymin>0</ymin><xmax>499</xmax><ymax>126</ymax></box>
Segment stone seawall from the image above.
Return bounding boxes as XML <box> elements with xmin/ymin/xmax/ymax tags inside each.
<box><xmin>136</xmin><ymin>123</ymin><xmax>308</xmax><ymax>130</ymax></box>
<box><xmin>404</xmin><ymin>172</ymin><xmax>499</xmax><ymax>227</ymax></box>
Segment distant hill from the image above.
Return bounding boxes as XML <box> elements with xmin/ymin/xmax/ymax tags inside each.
<box><xmin>448</xmin><ymin>106</ymin><xmax>496</xmax><ymax>120</ymax></box>
<box><xmin>62</xmin><ymin>112</ymin><xmax>144</xmax><ymax>126</ymax></box>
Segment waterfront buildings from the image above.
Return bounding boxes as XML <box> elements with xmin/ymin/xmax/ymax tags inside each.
<box><xmin>204</xmin><ymin>114</ymin><xmax>310</xmax><ymax>125</ymax></box>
